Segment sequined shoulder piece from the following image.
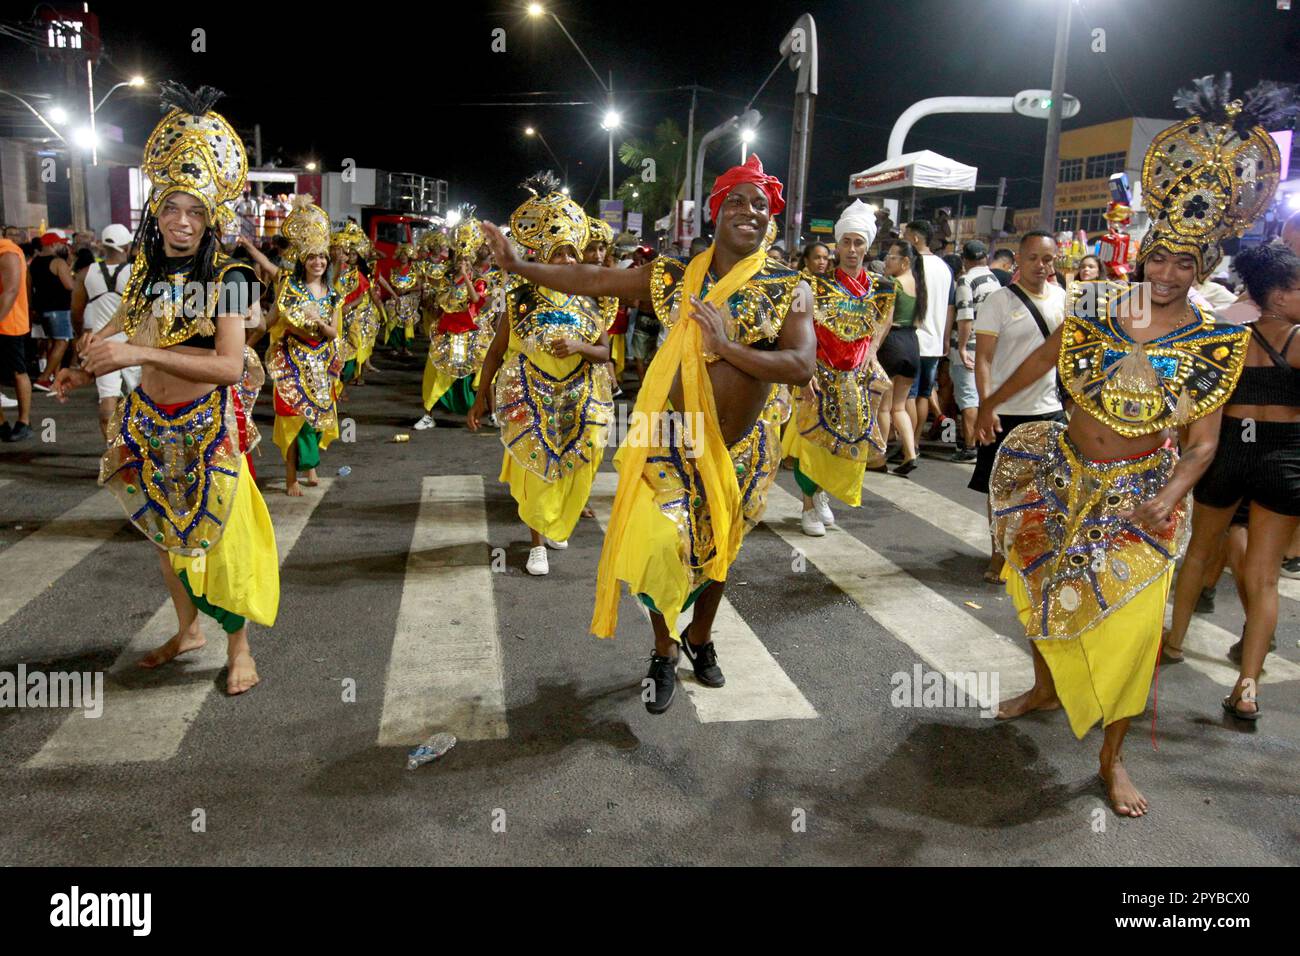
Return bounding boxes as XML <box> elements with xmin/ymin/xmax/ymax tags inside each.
<box><xmin>809</xmin><ymin>271</ymin><xmax>896</xmax><ymax>342</ymax></box>
<box><xmin>508</xmin><ymin>279</ymin><xmax>604</xmax><ymax>346</ymax></box>
<box><xmin>1059</xmin><ymin>281</ymin><xmax>1250</xmax><ymax>437</ymax></box>
<box><xmin>649</xmin><ymin>256</ymin><xmax>687</xmax><ymax>323</ymax></box>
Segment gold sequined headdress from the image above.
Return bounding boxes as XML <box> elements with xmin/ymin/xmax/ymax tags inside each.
<box><xmin>1139</xmin><ymin>74</ymin><xmax>1297</xmax><ymax>281</ymax></box>
<box><xmin>142</xmin><ymin>82</ymin><xmax>247</xmax><ymax>222</ymax></box>
<box><xmin>585</xmin><ymin>216</ymin><xmax>614</xmax><ymax>250</ymax></box>
<box><xmin>331</xmin><ymin>221</ymin><xmax>367</xmax><ymax>255</ymax></box>
<box><xmin>508</xmin><ymin>171</ymin><xmax>589</xmax><ymax>262</ymax></box>
<box><xmin>452</xmin><ymin>205</ymin><xmax>486</xmax><ymax>262</ymax></box>
<box><xmin>418</xmin><ymin>230</ymin><xmax>449</xmax><ymax>256</ymax></box>
<box><xmin>281</xmin><ymin>195</ymin><xmax>331</xmax><ymax>262</ymax></box>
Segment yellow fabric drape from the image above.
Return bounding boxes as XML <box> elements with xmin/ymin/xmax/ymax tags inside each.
<box><xmin>591</xmin><ymin>245</ymin><xmax>768</xmax><ymax>638</ymax></box>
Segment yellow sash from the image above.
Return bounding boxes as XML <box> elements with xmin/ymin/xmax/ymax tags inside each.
<box><xmin>591</xmin><ymin>245</ymin><xmax>768</xmax><ymax>637</ymax></box>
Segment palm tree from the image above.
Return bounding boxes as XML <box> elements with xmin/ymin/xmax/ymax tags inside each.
<box><xmin>613</xmin><ymin>120</ymin><xmax>689</xmax><ymax>227</ymax></box>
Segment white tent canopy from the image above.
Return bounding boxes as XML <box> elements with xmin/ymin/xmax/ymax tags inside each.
<box><xmin>848</xmin><ymin>149</ymin><xmax>978</xmax><ymax>198</ymax></box>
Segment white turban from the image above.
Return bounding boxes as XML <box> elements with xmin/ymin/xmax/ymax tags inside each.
<box><xmin>835</xmin><ymin>199</ymin><xmax>878</xmax><ymax>246</ymax></box>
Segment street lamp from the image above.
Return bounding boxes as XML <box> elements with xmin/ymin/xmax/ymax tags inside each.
<box><xmin>94</xmin><ymin>74</ymin><xmax>146</xmax><ymax>112</ymax></box>
<box><xmin>527</xmin><ymin>3</ymin><xmax>620</xmax><ymax>201</ymax></box>
<box><xmin>71</xmin><ymin>126</ymin><xmax>97</xmax><ymax>150</ymax></box>
<box><xmin>305</xmin><ymin>161</ymin><xmax>318</xmax><ymax>172</ymax></box>
<box><xmin>49</xmin><ymin>105</ymin><xmax>68</xmax><ymax>125</ymax></box>
<box><xmin>740</xmin><ymin>127</ymin><xmax>754</xmax><ymax>163</ymax></box>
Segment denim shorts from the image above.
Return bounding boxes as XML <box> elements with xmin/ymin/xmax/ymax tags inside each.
<box><xmin>947</xmin><ymin>349</ymin><xmax>978</xmax><ymax>410</ymax></box>
<box><xmin>39</xmin><ymin>310</ymin><xmax>74</xmax><ymax>340</ymax></box>
<box><xmin>909</xmin><ymin>355</ymin><xmax>942</xmax><ymax>399</ymax></box>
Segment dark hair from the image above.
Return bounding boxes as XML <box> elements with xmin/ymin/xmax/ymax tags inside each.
<box><xmin>991</xmin><ymin>248</ymin><xmax>1016</xmax><ymax>265</ymax></box>
<box><xmin>942</xmin><ymin>253</ymin><xmax>963</xmax><ymax>276</ymax></box>
<box><xmin>886</xmin><ymin>239</ymin><xmax>927</xmax><ymax>318</ymax></box>
<box><xmin>1234</xmin><ymin>242</ymin><xmax>1300</xmax><ymax>308</ymax></box>
<box><xmin>798</xmin><ymin>241</ymin><xmax>831</xmax><ymax>273</ymax></box>
<box><xmin>1076</xmin><ymin>254</ymin><xmax>1104</xmax><ymax>278</ymax></box>
<box><xmin>271</xmin><ymin>235</ymin><xmax>291</xmax><ymax>253</ymax></box>
<box><xmin>1020</xmin><ymin>229</ymin><xmax>1055</xmax><ymax>248</ymax></box>
<box><xmin>906</xmin><ymin>220</ymin><xmax>933</xmax><ymax>245</ymax></box>
<box><xmin>962</xmin><ymin>239</ymin><xmax>989</xmax><ymax>262</ymax></box>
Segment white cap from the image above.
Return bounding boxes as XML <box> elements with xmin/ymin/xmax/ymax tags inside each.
<box><xmin>101</xmin><ymin>224</ymin><xmax>132</xmax><ymax>250</ymax></box>
<box><xmin>835</xmin><ymin>199</ymin><xmax>878</xmax><ymax>246</ymax></box>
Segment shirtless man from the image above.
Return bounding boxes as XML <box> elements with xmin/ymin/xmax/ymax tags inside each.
<box><xmin>481</xmin><ymin>158</ymin><xmax>815</xmax><ymax>712</ymax></box>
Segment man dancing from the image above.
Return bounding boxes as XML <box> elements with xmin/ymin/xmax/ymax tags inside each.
<box><xmin>975</xmin><ymin>76</ymin><xmax>1287</xmax><ymax>815</ymax></box>
<box><xmin>482</xmin><ymin>155</ymin><xmax>815</xmax><ymax>713</ymax></box>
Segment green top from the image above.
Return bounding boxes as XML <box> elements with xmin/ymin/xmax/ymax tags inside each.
<box><xmin>891</xmin><ymin>288</ymin><xmax>917</xmax><ymax>329</ymax></box>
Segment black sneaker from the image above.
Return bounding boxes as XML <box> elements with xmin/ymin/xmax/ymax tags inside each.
<box><xmin>950</xmin><ymin>447</ymin><xmax>977</xmax><ymax>463</ymax></box>
<box><xmin>1195</xmin><ymin>586</ymin><xmax>1216</xmax><ymax>614</ymax></box>
<box><xmin>644</xmin><ymin>653</ymin><xmax>678</xmax><ymax>714</ymax></box>
<box><xmin>892</xmin><ymin>457</ymin><xmax>919</xmax><ymax>477</ymax></box>
<box><xmin>2</xmin><ymin>422</ymin><xmax>32</xmax><ymax>443</ymax></box>
<box><xmin>1227</xmin><ymin>631</ymin><xmax>1276</xmax><ymax>667</ymax></box>
<box><xmin>1282</xmin><ymin>557</ymin><xmax>1300</xmax><ymax>580</ymax></box>
<box><xmin>681</xmin><ymin>639</ymin><xmax>725</xmax><ymax>688</ymax></box>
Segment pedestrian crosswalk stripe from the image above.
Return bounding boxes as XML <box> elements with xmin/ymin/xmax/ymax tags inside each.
<box><xmin>27</xmin><ymin>480</ymin><xmax>332</xmax><ymax>768</ymax></box>
<box><xmin>859</xmin><ymin>471</ymin><xmax>1300</xmax><ymax>687</ymax></box>
<box><xmin>590</xmin><ymin>472</ymin><xmax>818</xmax><ymax>723</ymax></box>
<box><xmin>0</xmin><ymin>487</ymin><xmax>122</xmax><ymax>630</ymax></box>
<box><xmin>764</xmin><ymin>484</ymin><xmax>1036</xmax><ymax>701</ymax></box>
<box><xmin>377</xmin><ymin>475</ymin><xmax>508</xmax><ymax>745</ymax></box>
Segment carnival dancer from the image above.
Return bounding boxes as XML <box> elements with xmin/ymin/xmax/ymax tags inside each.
<box><xmin>418</xmin><ymin>231</ymin><xmax>451</xmax><ymax>338</ymax></box>
<box><xmin>467</xmin><ymin>173</ymin><xmax>614</xmax><ymax>576</ymax></box>
<box><xmin>974</xmin><ymin>75</ymin><xmax>1286</xmax><ymax>816</ymax></box>
<box><xmin>416</xmin><ymin>210</ymin><xmax>494</xmax><ymax>427</ymax></box>
<box><xmin>241</xmin><ymin>198</ymin><xmax>342</xmax><ymax>496</ymax></box>
<box><xmin>384</xmin><ymin>243</ymin><xmax>421</xmax><ymax>356</ymax></box>
<box><xmin>331</xmin><ymin>222</ymin><xmax>376</xmax><ymax>386</ymax></box>
<box><xmin>584</xmin><ymin>217</ymin><xmax>626</xmax><ymax>394</ymax></box>
<box><xmin>480</xmin><ymin>156</ymin><xmax>815</xmax><ymax>713</ymax></box>
<box><xmin>54</xmin><ymin>82</ymin><xmax>277</xmax><ymax>695</ymax></box>
<box><xmin>781</xmin><ymin>199</ymin><xmax>895</xmax><ymax>536</ymax></box>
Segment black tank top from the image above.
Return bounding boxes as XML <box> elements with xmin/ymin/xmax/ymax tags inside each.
<box><xmin>32</xmin><ymin>255</ymin><xmax>71</xmax><ymax>312</ymax></box>
<box><xmin>1230</xmin><ymin>323</ymin><xmax>1300</xmax><ymax>407</ymax></box>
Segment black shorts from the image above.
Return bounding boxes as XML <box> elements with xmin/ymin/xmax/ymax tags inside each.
<box><xmin>878</xmin><ymin>326</ymin><xmax>920</xmax><ymax>380</ymax></box>
<box><xmin>1194</xmin><ymin>416</ymin><xmax>1300</xmax><ymax>517</ymax></box>
<box><xmin>0</xmin><ymin>332</ymin><xmax>31</xmax><ymax>383</ymax></box>
<box><xmin>969</xmin><ymin>410</ymin><xmax>1068</xmax><ymax>494</ymax></box>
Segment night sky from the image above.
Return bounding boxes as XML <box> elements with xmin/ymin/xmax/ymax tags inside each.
<box><xmin>3</xmin><ymin>0</ymin><xmax>1298</xmax><ymax>225</ymax></box>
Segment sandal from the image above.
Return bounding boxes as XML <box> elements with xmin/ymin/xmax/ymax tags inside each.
<box><xmin>982</xmin><ymin>569</ymin><xmax>1003</xmax><ymax>585</ymax></box>
<box><xmin>1221</xmin><ymin>694</ymin><xmax>1260</xmax><ymax>722</ymax></box>
<box><xmin>1160</xmin><ymin>643</ymin><xmax>1185</xmax><ymax>665</ymax></box>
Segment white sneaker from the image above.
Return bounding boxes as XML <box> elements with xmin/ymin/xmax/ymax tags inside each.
<box><xmin>813</xmin><ymin>490</ymin><xmax>835</xmax><ymax>527</ymax></box>
<box><xmin>800</xmin><ymin>508</ymin><xmax>826</xmax><ymax>537</ymax></box>
<box><xmin>542</xmin><ymin>536</ymin><xmax>568</xmax><ymax>550</ymax></box>
<box><xmin>526</xmin><ymin>545</ymin><xmax>549</xmax><ymax>575</ymax></box>
<box><xmin>413</xmin><ymin>414</ymin><xmax>436</xmax><ymax>430</ymax></box>
<box><xmin>0</xmin><ymin>392</ymin><xmax>16</xmax><ymax>409</ymax></box>
<box><xmin>487</xmin><ymin>412</ymin><xmax>499</xmax><ymax>427</ymax></box>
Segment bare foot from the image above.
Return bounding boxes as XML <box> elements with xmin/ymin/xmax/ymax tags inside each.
<box><xmin>1100</xmin><ymin>757</ymin><xmax>1148</xmax><ymax>817</ymax></box>
<box><xmin>581</xmin><ymin>506</ymin><xmax>595</xmax><ymax>518</ymax></box>
<box><xmin>304</xmin><ymin>469</ymin><xmax>319</xmax><ymax>487</ymax></box>
<box><xmin>286</xmin><ymin>481</ymin><xmax>304</xmax><ymax>497</ymax></box>
<box><xmin>996</xmin><ymin>686</ymin><xmax>1061</xmax><ymax>720</ymax></box>
<box><xmin>983</xmin><ymin>557</ymin><xmax>1005</xmax><ymax>584</ymax></box>
<box><xmin>137</xmin><ymin>627</ymin><xmax>206</xmax><ymax>669</ymax></box>
<box><xmin>226</xmin><ymin>649</ymin><xmax>260</xmax><ymax>695</ymax></box>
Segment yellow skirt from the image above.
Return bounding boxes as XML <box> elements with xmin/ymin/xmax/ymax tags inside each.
<box><xmin>781</xmin><ymin>427</ymin><xmax>866</xmax><ymax>507</ymax></box>
<box><xmin>610</xmin><ymin>335</ymin><xmax>626</xmax><ymax>380</ymax></box>
<box><xmin>1006</xmin><ymin>559</ymin><xmax>1170</xmax><ymax>739</ymax></box>
<box><xmin>272</xmin><ymin>411</ymin><xmax>339</xmax><ymax>461</ymax></box>
<box><xmin>169</xmin><ymin>456</ymin><xmax>279</xmax><ymax>627</ymax></box>
<box><xmin>500</xmin><ymin>450</ymin><xmax>597</xmax><ymax>543</ymax></box>
<box><xmin>423</xmin><ymin>363</ymin><xmax>458</xmax><ymax>412</ymax></box>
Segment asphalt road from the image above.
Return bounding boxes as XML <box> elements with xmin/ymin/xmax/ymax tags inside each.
<box><xmin>1</xmin><ymin>347</ymin><xmax>1297</xmax><ymax>866</ymax></box>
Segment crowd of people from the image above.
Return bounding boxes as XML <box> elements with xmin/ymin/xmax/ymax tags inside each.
<box><xmin>1</xmin><ymin>75</ymin><xmax>1297</xmax><ymax>819</ymax></box>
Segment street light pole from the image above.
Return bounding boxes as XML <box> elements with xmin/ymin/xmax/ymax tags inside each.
<box><xmin>1038</xmin><ymin>0</ymin><xmax>1072</xmax><ymax>231</ymax></box>
<box><xmin>608</xmin><ymin>71</ymin><xmax>615</xmax><ymax>201</ymax></box>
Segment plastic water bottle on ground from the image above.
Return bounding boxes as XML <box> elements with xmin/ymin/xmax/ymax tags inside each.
<box><xmin>336</xmin><ymin>465</ymin><xmax>351</xmax><ymax>477</ymax></box>
<box><xmin>406</xmin><ymin>732</ymin><xmax>457</xmax><ymax>770</ymax></box>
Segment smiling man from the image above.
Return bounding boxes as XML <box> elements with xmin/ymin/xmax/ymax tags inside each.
<box><xmin>482</xmin><ymin>155</ymin><xmax>815</xmax><ymax>713</ymax></box>
<box><xmin>54</xmin><ymin>83</ymin><xmax>277</xmax><ymax>696</ymax></box>
<box><xmin>973</xmin><ymin>76</ymin><xmax>1284</xmax><ymax>817</ymax></box>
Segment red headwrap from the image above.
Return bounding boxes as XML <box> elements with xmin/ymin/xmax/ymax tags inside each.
<box><xmin>707</xmin><ymin>154</ymin><xmax>785</xmax><ymax>224</ymax></box>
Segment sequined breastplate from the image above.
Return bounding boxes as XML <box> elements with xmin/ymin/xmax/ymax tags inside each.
<box><xmin>390</xmin><ymin>266</ymin><xmax>418</xmax><ymax>293</ymax></box>
<box><xmin>119</xmin><ymin>253</ymin><xmax>252</xmax><ymax>348</ymax></box>
<box><xmin>807</xmin><ymin>271</ymin><xmax>895</xmax><ymax>342</ymax></box>
<box><xmin>509</xmin><ymin>281</ymin><xmax>613</xmax><ymax>356</ymax></box>
<box><xmin>1059</xmin><ymin>282</ymin><xmax>1250</xmax><ymax>437</ymax></box>
<box><xmin>650</xmin><ymin>256</ymin><xmax>801</xmax><ymax>354</ymax></box>
<box><xmin>277</xmin><ymin>275</ymin><xmax>339</xmax><ymax>332</ymax></box>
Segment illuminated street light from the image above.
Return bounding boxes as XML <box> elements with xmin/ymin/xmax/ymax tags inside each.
<box><xmin>71</xmin><ymin>126</ymin><xmax>97</xmax><ymax>150</ymax></box>
<box><xmin>527</xmin><ymin>3</ymin><xmax>544</xmax><ymax>16</ymax></box>
<box><xmin>49</xmin><ymin>106</ymin><xmax>68</xmax><ymax>124</ymax></box>
<box><xmin>561</xmin><ymin>186</ymin><xmax>570</xmax><ymax>195</ymax></box>
<box><xmin>601</xmin><ymin>110</ymin><xmax>622</xmax><ymax>131</ymax></box>
<box><xmin>129</xmin><ymin>75</ymin><xmax>145</xmax><ymax>87</ymax></box>
<box><xmin>306</xmin><ymin>161</ymin><xmax>318</xmax><ymax>171</ymax></box>
<box><xmin>524</xmin><ymin>126</ymin><xmax>535</xmax><ymax>136</ymax></box>
<box><xmin>446</xmin><ymin>209</ymin><xmax>463</xmax><ymax>228</ymax></box>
